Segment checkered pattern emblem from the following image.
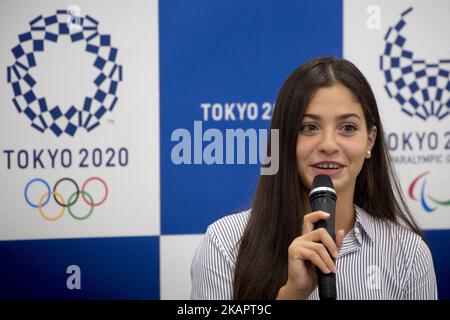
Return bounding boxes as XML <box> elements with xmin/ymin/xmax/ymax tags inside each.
<box><xmin>380</xmin><ymin>7</ymin><xmax>450</xmax><ymax>120</ymax></box>
<box><xmin>6</xmin><ymin>9</ymin><xmax>123</xmax><ymax>136</ymax></box>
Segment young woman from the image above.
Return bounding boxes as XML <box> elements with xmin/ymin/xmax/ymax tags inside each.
<box><xmin>190</xmin><ymin>56</ymin><xmax>438</xmax><ymax>300</ymax></box>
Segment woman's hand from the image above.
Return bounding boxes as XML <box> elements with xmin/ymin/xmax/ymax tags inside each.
<box><xmin>276</xmin><ymin>211</ymin><xmax>345</xmax><ymax>300</ymax></box>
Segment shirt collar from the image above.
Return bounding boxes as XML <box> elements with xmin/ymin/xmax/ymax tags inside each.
<box><xmin>354</xmin><ymin>205</ymin><xmax>376</xmax><ymax>243</ymax></box>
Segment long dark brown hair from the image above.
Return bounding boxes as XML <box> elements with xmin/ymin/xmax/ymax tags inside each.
<box><xmin>233</xmin><ymin>56</ymin><xmax>424</xmax><ymax>300</ymax></box>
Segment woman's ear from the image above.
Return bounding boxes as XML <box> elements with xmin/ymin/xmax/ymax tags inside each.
<box><xmin>367</xmin><ymin>126</ymin><xmax>377</xmax><ymax>151</ymax></box>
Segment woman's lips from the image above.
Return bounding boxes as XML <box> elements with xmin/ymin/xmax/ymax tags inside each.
<box><xmin>311</xmin><ymin>166</ymin><xmax>344</xmax><ymax>176</ymax></box>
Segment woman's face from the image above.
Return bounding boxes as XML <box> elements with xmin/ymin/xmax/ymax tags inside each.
<box><xmin>296</xmin><ymin>83</ymin><xmax>376</xmax><ymax>195</ymax></box>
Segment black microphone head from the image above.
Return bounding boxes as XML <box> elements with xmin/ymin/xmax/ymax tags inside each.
<box><xmin>309</xmin><ymin>174</ymin><xmax>336</xmax><ymax>199</ymax></box>
<box><xmin>312</xmin><ymin>174</ymin><xmax>334</xmax><ymax>190</ymax></box>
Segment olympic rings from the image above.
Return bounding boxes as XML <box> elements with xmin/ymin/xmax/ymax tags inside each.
<box><xmin>25</xmin><ymin>178</ymin><xmax>50</xmax><ymax>208</ymax></box>
<box><xmin>39</xmin><ymin>191</ymin><xmax>65</xmax><ymax>221</ymax></box>
<box><xmin>68</xmin><ymin>191</ymin><xmax>94</xmax><ymax>220</ymax></box>
<box><xmin>81</xmin><ymin>177</ymin><xmax>108</xmax><ymax>206</ymax></box>
<box><xmin>53</xmin><ymin>177</ymin><xmax>79</xmax><ymax>207</ymax></box>
<box><xmin>24</xmin><ymin>177</ymin><xmax>108</xmax><ymax>221</ymax></box>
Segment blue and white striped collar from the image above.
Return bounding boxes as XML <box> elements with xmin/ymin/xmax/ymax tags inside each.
<box><xmin>354</xmin><ymin>205</ymin><xmax>376</xmax><ymax>243</ymax></box>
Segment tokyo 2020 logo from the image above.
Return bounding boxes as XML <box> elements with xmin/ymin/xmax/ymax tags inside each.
<box><xmin>7</xmin><ymin>9</ymin><xmax>123</xmax><ymax>137</ymax></box>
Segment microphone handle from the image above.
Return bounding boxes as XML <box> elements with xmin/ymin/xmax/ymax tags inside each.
<box><xmin>311</xmin><ymin>195</ymin><xmax>336</xmax><ymax>300</ymax></box>
<box><xmin>311</xmin><ymin>196</ymin><xmax>336</xmax><ymax>239</ymax></box>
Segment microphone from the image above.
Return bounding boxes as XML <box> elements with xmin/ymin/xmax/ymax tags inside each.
<box><xmin>309</xmin><ymin>174</ymin><xmax>337</xmax><ymax>300</ymax></box>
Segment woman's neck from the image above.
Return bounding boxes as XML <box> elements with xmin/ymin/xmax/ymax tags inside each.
<box><xmin>335</xmin><ymin>187</ymin><xmax>356</xmax><ymax>235</ymax></box>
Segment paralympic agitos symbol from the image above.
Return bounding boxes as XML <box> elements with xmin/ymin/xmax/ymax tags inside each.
<box><xmin>24</xmin><ymin>176</ymin><xmax>108</xmax><ymax>221</ymax></box>
<box><xmin>408</xmin><ymin>172</ymin><xmax>450</xmax><ymax>213</ymax></box>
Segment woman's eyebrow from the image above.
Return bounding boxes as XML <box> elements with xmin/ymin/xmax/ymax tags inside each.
<box><xmin>337</xmin><ymin>113</ymin><xmax>361</xmax><ymax>120</ymax></box>
<box><xmin>303</xmin><ymin>113</ymin><xmax>361</xmax><ymax>120</ymax></box>
<box><xmin>302</xmin><ymin>114</ymin><xmax>320</xmax><ymax>120</ymax></box>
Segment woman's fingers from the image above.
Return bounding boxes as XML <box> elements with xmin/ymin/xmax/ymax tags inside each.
<box><xmin>292</xmin><ymin>214</ymin><xmax>345</xmax><ymax>280</ymax></box>
<box><xmin>295</xmin><ymin>247</ymin><xmax>332</xmax><ymax>274</ymax></box>
<box><xmin>303</xmin><ymin>228</ymin><xmax>339</xmax><ymax>259</ymax></box>
<box><xmin>301</xmin><ymin>241</ymin><xmax>336</xmax><ymax>273</ymax></box>
<box><xmin>302</xmin><ymin>211</ymin><xmax>330</xmax><ymax>234</ymax></box>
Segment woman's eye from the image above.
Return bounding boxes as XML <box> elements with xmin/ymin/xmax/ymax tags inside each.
<box><xmin>341</xmin><ymin>124</ymin><xmax>357</xmax><ymax>134</ymax></box>
<box><xmin>300</xmin><ymin>124</ymin><xmax>318</xmax><ymax>134</ymax></box>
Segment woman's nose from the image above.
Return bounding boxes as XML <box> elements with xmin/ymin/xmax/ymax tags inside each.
<box><xmin>318</xmin><ymin>131</ymin><xmax>339</xmax><ymax>154</ymax></box>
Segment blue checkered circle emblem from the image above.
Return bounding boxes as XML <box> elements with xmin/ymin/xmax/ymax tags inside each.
<box><xmin>7</xmin><ymin>10</ymin><xmax>123</xmax><ymax>136</ymax></box>
<box><xmin>380</xmin><ymin>7</ymin><xmax>450</xmax><ymax>121</ymax></box>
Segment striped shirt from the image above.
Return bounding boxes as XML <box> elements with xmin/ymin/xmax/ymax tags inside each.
<box><xmin>190</xmin><ymin>205</ymin><xmax>438</xmax><ymax>300</ymax></box>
